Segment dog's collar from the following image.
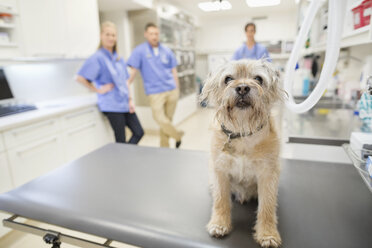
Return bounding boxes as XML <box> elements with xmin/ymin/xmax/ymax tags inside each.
<box><xmin>221</xmin><ymin>123</ymin><xmax>265</xmax><ymax>140</ymax></box>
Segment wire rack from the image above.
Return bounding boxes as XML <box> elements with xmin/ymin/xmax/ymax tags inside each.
<box><xmin>343</xmin><ymin>144</ymin><xmax>372</xmax><ymax>193</ymax></box>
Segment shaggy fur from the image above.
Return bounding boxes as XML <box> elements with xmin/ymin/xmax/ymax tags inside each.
<box><xmin>200</xmin><ymin>59</ymin><xmax>285</xmax><ymax>248</ymax></box>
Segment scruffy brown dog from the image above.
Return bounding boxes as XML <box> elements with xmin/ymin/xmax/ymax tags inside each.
<box><xmin>200</xmin><ymin>59</ymin><xmax>285</xmax><ymax>248</ymax></box>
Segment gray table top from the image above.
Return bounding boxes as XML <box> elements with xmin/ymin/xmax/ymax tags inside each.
<box><xmin>0</xmin><ymin>143</ymin><xmax>371</xmax><ymax>248</ymax></box>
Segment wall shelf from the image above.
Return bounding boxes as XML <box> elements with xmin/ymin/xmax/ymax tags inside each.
<box><xmin>196</xmin><ymin>48</ymin><xmax>291</xmax><ymax>60</ymax></box>
<box><xmin>0</xmin><ymin>43</ymin><xmax>18</xmax><ymax>47</ymax></box>
<box><xmin>0</xmin><ymin>23</ymin><xmax>15</xmax><ymax>29</ymax></box>
<box><xmin>302</xmin><ymin>24</ymin><xmax>371</xmax><ymax>56</ymax></box>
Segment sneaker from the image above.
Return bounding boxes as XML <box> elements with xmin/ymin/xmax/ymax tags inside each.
<box><xmin>176</xmin><ymin>140</ymin><xmax>182</xmax><ymax>149</ymax></box>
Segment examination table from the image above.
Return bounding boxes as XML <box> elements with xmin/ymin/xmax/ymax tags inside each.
<box><xmin>0</xmin><ymin>143</ymin><xmax>371</xmax><ymax>248</ymax></box>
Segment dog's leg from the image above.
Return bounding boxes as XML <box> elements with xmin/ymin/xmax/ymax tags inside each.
<box><xmin>254</xmin><ymin>166</ymin><xmax>281</xmax><ymax>248</ymax></box>
<box><xmin>207</xmin><ymin>168</ymin><xmax>232</xmax><ymax>237</ymax></box>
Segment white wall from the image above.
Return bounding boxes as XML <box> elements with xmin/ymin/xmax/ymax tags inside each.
<box><xmin>195</xmin><ymin>11</ymin><xmax>297</xmax><ymax>53</ymax></box>
<box><xmin>4</xmin><ymin>60</ymin><xmax>90</xmax><ymax>102</ymax></box>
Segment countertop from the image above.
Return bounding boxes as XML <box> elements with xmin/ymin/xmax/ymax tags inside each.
<box><xmin>0</xmin><ymin>94</ymin><xmax>98</xmax><ymax>132</ymax></box>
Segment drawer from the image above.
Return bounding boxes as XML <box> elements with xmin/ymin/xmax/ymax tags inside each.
<box><xmin>3</xmin><ymin>118</ymin><xmax>60</xmax><ymax>150</ymax></box>
<box><xmin>7</xmin><ymin>135</ymin><xmax>65</xmax><ymax>187</ymax></box>
<box><xmin>0</xmin><ymin>133</ymin><xmax>4</xmax><ymax>152</ymax></box>
<box><xmin>61</xmin><ymin>107</ymin><xmax>97</xmax><ymax>130</ymax></box>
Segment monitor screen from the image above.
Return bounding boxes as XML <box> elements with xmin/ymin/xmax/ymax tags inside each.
<box><xmin>0</xmin><ymin>68</ymin><xmax>13</xmax><ymax>100</ymax></box>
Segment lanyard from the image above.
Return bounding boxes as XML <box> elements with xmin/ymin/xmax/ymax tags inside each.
<box><xmin>99</xmin><ymin>50</ymin><xmax>127</xmax><ymax>97</ymax></box>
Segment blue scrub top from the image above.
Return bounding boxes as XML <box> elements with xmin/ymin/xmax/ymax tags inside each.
<box><xmin>232</xmin><ymin>43</ymin><xmax>272</xmax><ymax>62</ymax></box>
<box><xmin>127</xmin><ymin>42</ymin><xmax>178</xmax><ymax>95</ymax></box>
<box><xmin>78</xmin><ymin>48</ymin><xmax>130</xmax><ymax>113</ymax></box>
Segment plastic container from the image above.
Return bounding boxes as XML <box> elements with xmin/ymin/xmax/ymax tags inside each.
<box><xmin>352</xmin><ymin>0</ymin><xmax>372</xmax><ymax>29</ymax></box>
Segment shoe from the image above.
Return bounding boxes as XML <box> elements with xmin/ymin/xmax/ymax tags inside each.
<box><xmin>176</xmin><ymin>140</ymin><xmax>182</xmax><ymax>149</ymax></box>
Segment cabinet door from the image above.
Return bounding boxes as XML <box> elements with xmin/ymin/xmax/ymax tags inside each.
<box><xmin>18</xmin><ymin>0</ymin><xmax>66</xmax><ymax>56</ymax></box>
<box><xmin>0</xmin><ymin>152</ymin><xmax>14</xmax><ymax>237</ymax></box>
<box><xmin>62</xmin><ymin>119</ymin><xmax>109</xmax><ymax>162</ymax></box>
<box><xmin>18</xmin><ymin>0</ymin><xmax>99</xmax><ymax>57</ymax></box>
<box><xmin>63</xmin><ymin>0</ymin><xmax>100</xmax><ymax>57</ymax></box>
<box><xmin>7</xmin><ymin>135</ymin><xmax>64</xmax><ymax>187</ymax></box>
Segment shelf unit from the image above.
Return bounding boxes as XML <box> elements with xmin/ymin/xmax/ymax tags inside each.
<box><xmin>0</xmin><ymin>42</ymin><xmax>17</xmax><ymax>47</ymax></box>
<box><xmin>303</xmin><ymin>25</ymin><xmax>371</xmax><ymax>55</ymax></box>
<box><xmin>196</xmin><ymin>48</ymin><xmax>291</xmax><ymax>60</ymax></box>
<box><xmin>0</xmin><ymin>1</ymin><xmax>19</xmax><ymax>55</ymax></box>
<box><xmin>343</xmin><ymin>144</ymin><xmax>372</xmax><ymax>193</ymax></box>
<box><xmin>0</xmin><ymin>23</ymin><xmax>15</xmax><ymax>29</ymax></box>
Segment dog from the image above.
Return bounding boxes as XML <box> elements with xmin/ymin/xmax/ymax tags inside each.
<box><xmin>200</xmin><ymin>59</ymin><xmax>285</xmax><ymax>248</ymax></box>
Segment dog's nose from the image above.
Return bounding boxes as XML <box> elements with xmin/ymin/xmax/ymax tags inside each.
<box><xmin>235</xmin><ymin>84</ymin><xmax>250</xmax><ymax>96</ymax></box>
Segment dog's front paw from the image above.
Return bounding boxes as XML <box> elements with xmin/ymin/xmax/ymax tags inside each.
<box><xmin>254</xmin><ymin>229</ymin><xmax>281</xmax><ymax>248</ymax></box>
<box><xmin>206</xmin><ymin>221</ymin><xmax>231</xmax><ymax>237</ymax></box>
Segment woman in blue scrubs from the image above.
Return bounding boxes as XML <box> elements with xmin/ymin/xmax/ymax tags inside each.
<box><xmin>232</xmin><ymin>23</ymin><xmax>271</xmax><ymax>61</ymax></box>
<box><xmin>76</xmin><ymin>21</ymin><xmax>144</xmax><ymax>144</ymax></box>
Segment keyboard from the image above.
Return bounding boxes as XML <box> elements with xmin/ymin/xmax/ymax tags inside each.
<box><xmin>0</xmin><ymin>104</ymin><xmax>37</xmax><ymax>117</ymax></box>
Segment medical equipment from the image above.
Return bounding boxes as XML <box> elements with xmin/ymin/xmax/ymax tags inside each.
<box><xmin>0</xmin><ymin>144</ymin><xmax>372</xmax><ymax>248</ymax></box>
<box><xmin>284</xmin><ymin>0</ymin><xmax>347</xmax><ymax>113</ymax></box>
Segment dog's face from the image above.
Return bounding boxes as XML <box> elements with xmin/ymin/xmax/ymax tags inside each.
<box><xmin>201</xmin><ymin>59</ymin><xmax>285</xmax><ymax>132</ymax></box>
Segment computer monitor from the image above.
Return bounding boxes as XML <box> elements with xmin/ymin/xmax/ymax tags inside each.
<box><xmin>0</xmin><ymin>68</ymin><xmax>14</xmax><ymax>100</ymax></box>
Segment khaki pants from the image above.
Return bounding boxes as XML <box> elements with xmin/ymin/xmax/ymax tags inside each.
<box><xmin>148</xmin><ymin>89</ymin><xmax>183</xmax><ymax>147</ymax></box>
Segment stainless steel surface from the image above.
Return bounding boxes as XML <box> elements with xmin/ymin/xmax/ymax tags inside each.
<box><xmin>3</xmin><ymin>215</ymin><xmax>114</xmax><ymax>248</ymax></box>
<box><xmin>0</xmin><ymin>144</ymin><xmax>372</xmax><ymax>248</ymax></box>
<box><xmin>284</xmin><ymin>108</ymin><xmax>358</xmax><ymax>142</ymax></box>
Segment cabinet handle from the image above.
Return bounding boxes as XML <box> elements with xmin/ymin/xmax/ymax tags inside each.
<box><xmin>16</xmin><ymin>137</ymin><xmax>58</xmax><ymax>156</ymax></box>
<box><xmin>65</xmin><ymin>109</ymin><xmax>95</xmax><ymax>120</ymax></box>
<box><xmin>12</xmin><ymin>120</ymin><xmax>55</xmax><ymax>137</ymax></box>
<box><xmin>66</xmin><ymin>123</ymin><xmax>96</xmax><ymax>136</ymax></box>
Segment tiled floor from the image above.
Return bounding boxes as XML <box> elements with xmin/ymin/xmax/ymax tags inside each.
<box><xmin>0</xmin><ymin>107</ymin><xmax>351</xmax><ymax>248</ymax></box>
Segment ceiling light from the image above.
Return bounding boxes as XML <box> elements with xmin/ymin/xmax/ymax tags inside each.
<box><xmin>198</xmin><ymin>1</ymin><xmax>232</xmax><ymax>12</ymax></box>
<box><xmin>246</xmin><ymin>0</ymin><xmax>281</xmax><ymax>7</ymax></box>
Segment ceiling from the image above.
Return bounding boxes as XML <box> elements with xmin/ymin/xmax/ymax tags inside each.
<box><xmin>97</xmin><ymin>0</ymin><xmax>298</xmax><ymax>18</ymax></box>
<box><xmin>165</xmin><ymin>0</ymin><xmax>298</xmax><ymax>18</ymax></box>
<box><xmin>97</xmin><ymin>0</ymin><xmax>149</xmax><ymax>12</ymax></box>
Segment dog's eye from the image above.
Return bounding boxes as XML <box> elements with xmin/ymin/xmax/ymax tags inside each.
<box><xmin>254</xmin><ymin>76</ymin><xmax>263</xmax><ymax>85</ymax></box>
<box><xmin>224</xmin><ymin>76</ymin><xmax>234</xmax><ymax>84</ymax></box>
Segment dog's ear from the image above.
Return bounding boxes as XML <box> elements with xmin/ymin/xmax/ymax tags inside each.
<box><xmin>199</xmin><ymin>65</ymin><xmax>225</xmax><ymax>106</ymax></box>
<box><xmin>260</xmin><ymin>60</ymin><xmax>288</xmax><ymax>102</ymax></box>
<box><xmin>260</xmin><ymin>59</ymin><xmax>280</xmax><ymax>84</ymax></box>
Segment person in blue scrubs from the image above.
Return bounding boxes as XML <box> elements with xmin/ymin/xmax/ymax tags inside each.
<box><xmin>127</xmin><ymin>23</ymin><xmax>184</xmax><ymax>148</ymax></box>
<box><xmin>76</xmin><ymin>21</ymin><xmax>144</xmax><ymax>144</ymax></box>
<box><xmin>232</xmin><ymin>23</ymin><xmax>271</xmax><ymax>62</ymax></box>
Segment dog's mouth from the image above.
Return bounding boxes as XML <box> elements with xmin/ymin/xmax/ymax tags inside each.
<box><xmin>235</xmin><ymin>98</ymin><xmax>251</xmax><ymax>109</ymax></box>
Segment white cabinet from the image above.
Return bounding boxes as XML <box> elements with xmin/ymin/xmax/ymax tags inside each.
<box><xmin>0</xmin><ymin>152</ymin><xmax>13</xmax><ymax>194</ymax></box>
<box><xmin>0</xmin><ymin>133</ymin><xmax>5</xmax><ymax>152</ymax></box>
<box><xmin>0</xmin><ymin>152</ymin><xmax>14</xmax><ymax>237</ymax></box>
<box><xmin>3</xmin><ymin>118</ymin><xmax>60</xmax><ymax>150</ymax></box>
<box><xmin>0</xmin><ymin>105</ymin><xmax>113</xmax><ymax>239</ymax></box>
<box><xmin>7</xmin><ymin>135</ymin><xmax>64</xmax><ymax>187</ymax></box>
<box><xmin>18</xmin><ymin>0</ymin><xmax>99</xmax><ymax>57</ymax></box>
<box><xmin>63</xmin><ymin>121</ymin><xmax>105</xmax><ymax>161</ymax></box>
<box><xmin>62</xmin><ymin>108</ymin><xmax>111</xmax><ymax>162</ymax></box>
<box><xmin>63</xmin><ymin>0</ymin><xmax>100</xmax><ymax>57</ymax></box>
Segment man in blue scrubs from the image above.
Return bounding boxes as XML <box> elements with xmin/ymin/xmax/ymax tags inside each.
<box><xmin>127</xmin><ymin>23</ymin><xmax>184</xmax><ymax>148</ymax></box>
<box><xmin>232</xmin><ymin>23</ymin><xmax>271</xmax><ymax>62</ymax></box>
